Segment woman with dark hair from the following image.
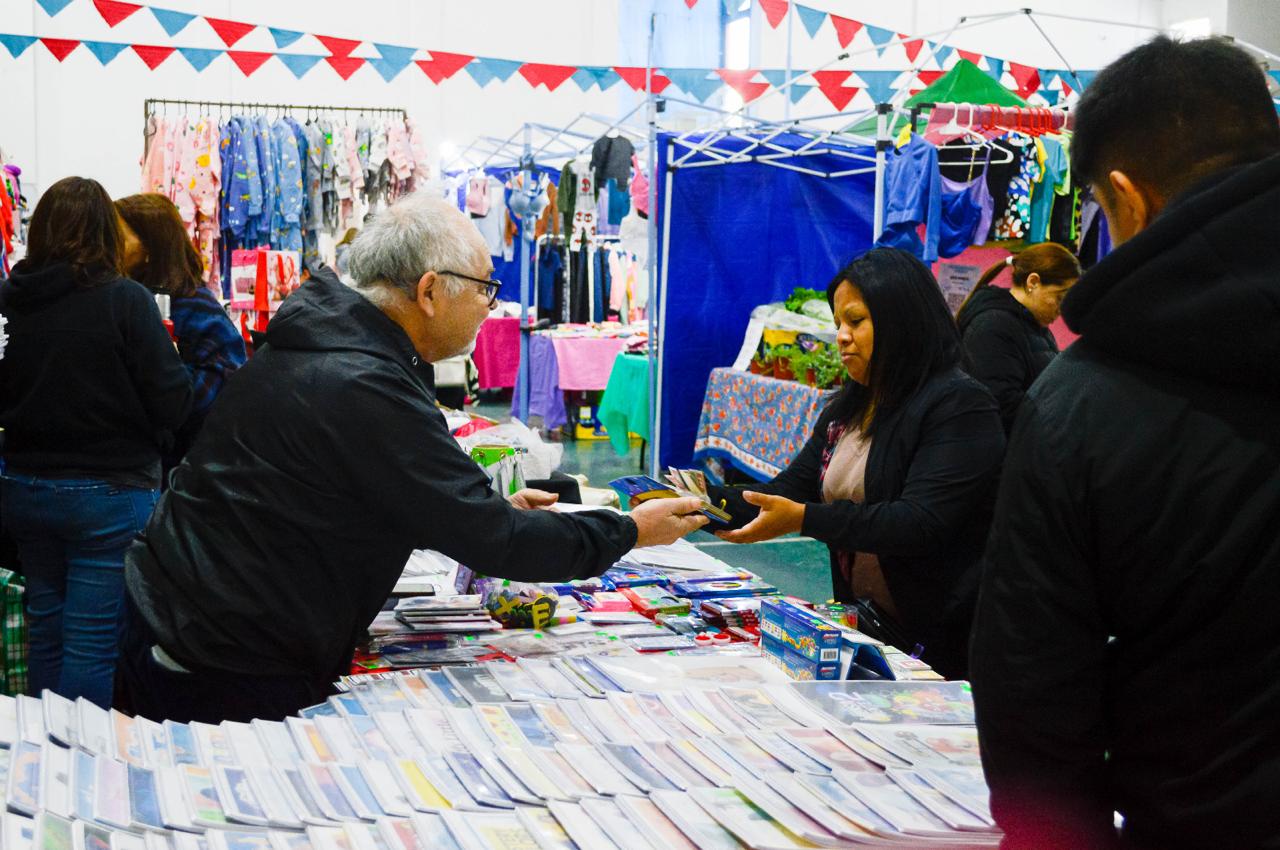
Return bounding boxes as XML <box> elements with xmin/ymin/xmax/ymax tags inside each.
<box><xmin>116</xmin><ymin>194</ymin><xmax>246</xmax><ymax>472</ymax></box>
<box><xmin>0</xmin><ymin>177</ymin><xmax>191</xmax><ymax>707</ymax></box>
<box><xmin>956</xmin><ymin>243</ymin><xmax>1081</xmax><ymax>432</ymax></box>
<box><xmin>712</xmin><ymin>247</ymin><xmax>1005</xmax><ymax>677</ymax></box>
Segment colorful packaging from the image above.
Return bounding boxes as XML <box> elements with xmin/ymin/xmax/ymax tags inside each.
<box><xmin>760</xmin><ymin>599</ymin><xmax>841</xmax><ymax>665</ymax></box>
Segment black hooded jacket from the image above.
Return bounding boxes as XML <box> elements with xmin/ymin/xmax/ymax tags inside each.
<box><xmin>956</xmin><ymin>285</ymin><xmax>1059</xmax><ymax>432</ymax></box>
<box><xmin>125</xmin><ymin>268</ymin><xmax>636</xmax><ymax>683</ymax></box>
<box><xmin>970</xmin><ymin>151</ymin><xmax>1280</xmax><ymax>850</ymax></box>
<box><xmin>0</xmin><ymin>263</ymin><xmax>192</xmax><ymax>487</ymax></box>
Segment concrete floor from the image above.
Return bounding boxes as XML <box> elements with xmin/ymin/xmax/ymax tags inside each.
<box><xmin>472</xmin><ymin>394</ymin><xmax>834</xmax><ymax>603</ymax></box>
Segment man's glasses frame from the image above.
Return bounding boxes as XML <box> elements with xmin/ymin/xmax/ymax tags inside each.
<box><xmin>438</xmin><ymin>270</ymin><xmax>502</xmax><ymax>307</ymax></box>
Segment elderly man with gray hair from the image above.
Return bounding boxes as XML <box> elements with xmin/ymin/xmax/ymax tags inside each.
<box><xmin>118</xmin><ymin>193</ymin><xmax>706</xmax><ymax>723</ymax></box>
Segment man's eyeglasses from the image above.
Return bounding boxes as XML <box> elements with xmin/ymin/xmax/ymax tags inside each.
<box><xmin>438</xmin><ymin>270</ymin><xmax>502</xmax><ymax>307</ymax></box>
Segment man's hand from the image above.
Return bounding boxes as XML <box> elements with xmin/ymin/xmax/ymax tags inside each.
<box><xmin>508</xmin><ymin>488</ymin><xmax>560</xmax><ymax>511</ymax></box>
<box><xmin>715</xmin><ymin>491</ymin><xmax>805</xmax><ymax>544</ymax></box>
<box><xmin>631</xmin><ymin>497</ymin><xmax>710</xmax><ymax>548</ymax></box>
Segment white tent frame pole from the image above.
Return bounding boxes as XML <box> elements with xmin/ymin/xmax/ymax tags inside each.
<box><xmin>652</xmin><ymin>139</ymin><xmax>676</xmax><ymax>478</ymax></box>
<box><xmin>646</xmin><ymin>11</ymin><xmax>661</xmax><ymax>477</ymax></box>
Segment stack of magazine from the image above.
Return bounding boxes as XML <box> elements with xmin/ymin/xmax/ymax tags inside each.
<box><xmin>1</xmin><ymin>656</ymin><xmax>1000</xmax><ymax>850</ymax></box>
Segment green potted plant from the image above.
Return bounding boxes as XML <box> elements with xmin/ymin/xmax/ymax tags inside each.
<box><xmin>784</xmin><ymin>287</ymin><xmax>825</xmax><ymax>314</ymax></box>
<box><xmin>810</xmin><ymin>345</ymin><xmax>845</xmax><ymax>389</ymax></box>
<box><xmin>749</xmin><ymin>344</ymin><xmax>773</xmax><ymax>375</ymax></box>
<box><xmin>771</xmin><ymin>344</ymin><xmax>801</xmax><ymax>381</ymax></box>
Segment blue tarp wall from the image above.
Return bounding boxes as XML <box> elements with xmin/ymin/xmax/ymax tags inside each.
<box><xmin>654</xmin><ymin>131</ymin><xmax>878</xmax><ymax>469</ymax></box>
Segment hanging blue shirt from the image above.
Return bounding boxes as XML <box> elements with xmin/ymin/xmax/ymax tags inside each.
<box><xmin>271</xmin><ymin>119</ymin><xmax>304</xmax><ymax>252</ymax></box>
<box><xmin>876</xmin><ymin>134</ymin><xmax>941</xmax><ymax>263</ymax></box>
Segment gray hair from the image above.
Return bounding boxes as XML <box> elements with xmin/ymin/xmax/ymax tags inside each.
<box><xmin>346</xmin><ymin>192</ymin><xmax>480</xmax><ymax>300</ymax></box>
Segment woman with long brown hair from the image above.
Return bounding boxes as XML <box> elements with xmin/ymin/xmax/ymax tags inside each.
<box><xmin>956</xmin><ymin>243</ymin><xmax>1081</xmax><ymax>432</ymax></box>
<box><xmin>0</xmin><ymin>177</ymin><xmax>191</xmax><ymax>707</ymax></box>
<box><xmin>115</xmin><ymin>194</ymin><xmax>246</xmax><ymax>473</ymax></box>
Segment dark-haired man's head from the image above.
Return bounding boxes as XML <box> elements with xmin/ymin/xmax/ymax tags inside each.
<box><xmin>1071</xmin><ymin>36</ymin><xmax>1280</xmax><ymax>246</ymax></box>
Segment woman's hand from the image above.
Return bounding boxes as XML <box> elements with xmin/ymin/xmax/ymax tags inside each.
<box><xmin>715</xmin><ymin>491</ymin><xmax>805</xmax><ymax>543</ymax></box>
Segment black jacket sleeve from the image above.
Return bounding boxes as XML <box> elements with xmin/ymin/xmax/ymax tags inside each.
<box><xmin>963</xmin><ymin>311</ymin><xmax>1031</xmax><ymax>430</ymax></box>
<box><xmin>121</xmin><ymin>284</ymin><xmax>194</xmax><ymax>434</ymax></box>
<box><xmin>969</xmin><ymin>398</ymin><xmax>1116</xmax><ymax>850</ymax></box>
<box><xmin>800</xmin><ymin>383</ymin><xmax>1005</xmax><ymax>557</ymax></box>
<box><xmin>340</xmin><ymin>368</ymin><xmax>637</xmax><ymax>582</ymax></box>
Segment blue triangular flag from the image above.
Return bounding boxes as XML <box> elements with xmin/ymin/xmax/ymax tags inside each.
<box><xmin>722</xmin><ymin>0</ymin><xmax>741</xmax><ymax>13</ymax></box>
<box><xmin>35</xmin><ymin>0</ymin><xmax>73</xmax><ymax>16</ymax></box>
<box><xmin>985</xmin><ymin>58</ymin><xmax>1005</xmax><ymax>82</ymax></box>
<box><xmin>268</xmin><ymin>27</ymin><xmax>304</xmax><ymax>49</ymax></box>
<box><xmin>590</xmin><ymin>66</ymin><xmax>622</xmax><ymax>91</ymax></box>
<box><xmin>664</xmin><ymin>68</ymin><xmax>721</xmax><ymax>103</ymax></box>
<box><xmin>177</xmin><ymin>46</ymin><xmax>222</xmax><ymax>72</ymax></box>
<box><xmin>84</xmin><ymin>40</ymin><xmax>129</xmax><ymax>65</ymax></box>
<box><xmin>0</xmin><ymin>34</ymin><xmax>37</xmax><ymax>58</ymax></box>
<box><xmin>366</xmin><ymin>57</ymin><xmax>406</xmax><ymax>83</ymax></box>
<box><xmin>1270</xmin><ymin>70</ymin><xmax>1280</xmax><ymax>87</ymax></box>
<box><xmin>855</xmin><ymin>70</ymin><xmax>901</xmax><ymax>105</ymax></box>
<box><xmin>276</xmin><ymin>52</ymin><xmax>323</xmax><ymax>79</ymax></box>
<box><xmin>465</xmin><ymin>57</ymin><xmax>523</xmax><ymax>86</ymax></box>
<box><xmin>571</xmin><ymin>67</ymin><xmax>600</xmax><ymax>91</ymax></box>
<box><xmin>795</xmin><ymin>4</ymin><xmax>827</xmax><ymax>38</ymax></box>
<box><xmin>930</xmin><ymin>42</ymin><xmax>954</xmax><ymax>66</ymax></box>
<box><xmin>1040</xmin><ymin>68</ymin><xmax>1061</xmax><ymax>89</ymax></box>
<box><xmin>1068</xmin><ymin>70</ymin><xmax>1096</xmax><ymax>91</ymax></box>
<box><xmin>760</xmin><ymin>68</ymin><xmax>814</xmax><ymax>103</ymax></box>
<box><xmin>864</xmin><ymin>24</ymin><xmax>895</xmax><ymax>56</ymax></box>
<box><xmin>150</xmin><ymin>7</ymin><xmax>195</xmax><ymax>36</ymax></box>
<box><xmin>1034</xmin><ymin>89</ymin><xmax>1058</xmax><ymax>105</ymax></box>
<box><xmin>373</xmin><ymin>43</ymin><xmax>416</xmax><ymax>69</ymax></box>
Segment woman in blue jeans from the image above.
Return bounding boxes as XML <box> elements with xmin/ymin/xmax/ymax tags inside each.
<box><xmin>0</xmin><ymin>177</ymin><xmax>191</xmax><ymax>707</ymax></box>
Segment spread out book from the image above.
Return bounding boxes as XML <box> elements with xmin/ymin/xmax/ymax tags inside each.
<box><xmin>609</xmin><ymin>473</ymin><xmax>731</xmax><ymax>524</ymax></box>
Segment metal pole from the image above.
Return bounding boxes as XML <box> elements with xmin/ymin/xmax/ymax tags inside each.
<box><xmin>783</xmin><ymin>1</ymin><xmax>794</xmax><ymax>122</ymax></box>
<box><xmin>646</xmin><ymin>11</ymin><xmax>661</xmax><ymax>477</ymax></box>
<box><xmin>873</xmin><ymin>104</ymin><xmax>889</xmax><ymax>241</ymax></box>
<box><xmin>653</xmin><ymin>140</ymin><xmax>675</xmax><ymax>478</ymax></box>
<box><xmin>516</xmin><ymin>123</ymin><xmax>533</xmax><ymax>424</ymax></box>
<box><xmin>1024</xmin><ymin>11</ymin><xmax>1085</xmax><ymax>92</ymax></box>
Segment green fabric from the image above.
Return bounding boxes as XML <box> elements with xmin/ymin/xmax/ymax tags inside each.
<box><xmin>848</xmin><ymin>60</ymin><xmax>1029</xmax><ymax>137</ymax></box>
<box><xmin>597</xmin><ymin>353</ymin><xmax>651</xmax><ymax>456</ymax></box>
<box><xmin>0</xmin><ymin>568</ymin><xmax>27</xmax><ymax>697</ymax></box>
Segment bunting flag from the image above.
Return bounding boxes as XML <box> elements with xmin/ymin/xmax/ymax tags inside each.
<box><xmin>956</xmin><ymin>49</ymin><xmax>983</xmax><ymax>66</ymax></box>
<box><xmin>366</xmin><ymin>58</ymin><xmax>403</xmax><ymax>82</ymax></box>
<box><xmin>570</xmin><ymin>67</ymin><xmax>599</xmax><ymax>92</ymax></box>
<box><xmin>177</xmin><ymin>45</ymin><xmax>221</xmax><ymax>71</ymax></box>
<box><xmin>92</xmin><ymin>0</ymin><xmax>140</xmax><ymax>27</ymax></box>
<box><xmin>204</xmin><ymin>17</ymin><xmax>255</xmax><ymax>48</ymax></box>
<box><xmin>324</xmin><ymin>55</ymin><xmax>364</xmax><ymax>80</ymax></box>
<box><xmin>150</xmin><ymin>7</ymin><xmax>194</xmax><ymax>36</ymax></box>
<box><xmin>717</xmin><ymin>69</ymin><xmax>769</xmax><ymax>103</ymax></box>
<box><xmin>985</xmin><ymin>58</ymin><xmax>1005</xmax><ymax>82</ymax></box>
<box><xmin>760</xmin><ymin>69</ymin><xmax>813</xmax><ymax>104</ymax></box>
<box><xmin>582</xmin><ymin>66</ymin><xmax>622</xmax><ymax>91</ymax></box>
<box><xmin>662</xmin><ymin>68</ymin><xmax>720</xmax><ymax>103</ymax></box>
<box><xmin>370</xmin><ymin>43</ymin><xmax>415</xmax><ymax>81</ymax></box>
<box><xmin>131</xmin><ymin>43</ymin><xmax>173</xmax><ymax>69</ymax></box>
<box><xmin>1068</xmin><ymin>70</ymin><xmax>1097</xmax><ymax>90</ymax></box>
<box><xmin>811</xmin><ymin>70</ymin><xmax>859</xmax><ymax>110</ymax></box>
<box><xmin>1269</xmin><ymin>70</ymin><xmax>1280</xmax><ymax>87</ymax></box>
<box><xmin>415</xmin><ymin>51</ymin><xmax>474</xmax><ymax>84</ymax></box>
<box><xmin>1008</xmin><ymin>63</ymin><xmax>1041</xmax><ymax>99</ymax></box>
<box><xmin>268</xmin><ymin>28</ymin><xmax>304</xmax><ymax>49</ymax></box>
<box><xmin>1033</xmin><ymin>89</ymin><xmax>1060</xmax><ymax>106</ymax></box>
<box><xmin>931</xmin><ymin>42</ymin><xmax>954</xmax><ymax>67</ymax></box>
<box><xmin>796</xmin><ymin>4</ymin><xmax>826</xmax><ymax>38</ymax></box>
<box><xmin>317</xmin><ymin>35</ymin><xmax>362</xmax><ymax>57</ymax></box>
<box><xmin>228</xmin><ymin>50</ymin><xmax>272</xmax><ymax>76</ymax></box>
<box><xmin>757</xmin><ymin>0</ymin><xmax>789</xmax><ymax>29</ymax></box>
<box><xmin>916</xmin><ymin>69</ymin><xmax>945</xmax><ymax>87</ymax></box>
<box><xmin>41</xmin><ymin>37</ymin><xmax>80</xmax><ymax>61</ymax></box>
<box><xmin>0</xmin><ymin>34</ymin><xmax>38</xmax><ymax>58</ymax></box>
<box><xmin>35</xmin><ymin>0</ymin><xmax>74</xmax><ymax>16</ymax></box>
<box><xmin>685</xmin><ymin>0</ymin><xmax>698</xmax><ymax>7</ymax></box>
<box><xmin>829</xmin><ymin>15</ymin><xmax>862</xmax><ymax>49</ymax></box>
<box><xmin>900</xmin><ymin>35</ymin><xmax>924</xmax><ymax>64</ymax></box>
<box><xmin>465</xmin><ymin>57</ymin><xmax>523</xmax><ymax>86</ymax></box>
<box><xmin>518</xmin><ymin>63</ymin><xmax>578</xmax><ymax>92</ymax></box>
<box><xmin>863</xmin><ymin>25</ymin><xmax>895</xmax><ymax>57</ymax></box>
<box><xmin>84</xmin><ymin>39</ymin><xmax>129</xmax><ymax>63</ymax></box>
<box><xmin>614</xmin><ymin>66</ymin><xmax>672</xmax><ymax>94</ymax></box>
<box><xmin>276</xmin><ymin>52</ymin><xmax>323</xmax><ymax>78</ymax></box>
<box><xmin>855</xmin><ymin>70</ymin><xmax>901</xmax><ymax>105</ymax></box>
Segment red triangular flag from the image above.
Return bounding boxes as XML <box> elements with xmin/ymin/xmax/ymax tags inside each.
<box><xmin>613</xmin><ymin>67</ymin><xmax>671</xmax><ymax>95</ymax></box>
<box><xmin>131</xmin><ymin>44</ymin><xmax>174</xmax><ymax>69</ymax></box>
<box><xmin>900</xmin><ymin>35</ymin><xmax>924</xmax><ymax>64</ymax></box>
<box><xmin>204</xmin><ymin>16</ymin><xmax>254</xmax><ymax>48</ymax></box>
<box><xmin>416</xmin><ymin>51</ymin><xmax>474</xmax><ymax>83</ymax></box>
<box><xmin>716</xmin><ymin>69</ymin><xmax>769</xmax><ymax>103</ymax></box>
<box><xmin>317</xmin><ymin>35</ymin><xmax>361</xmax><ymax>57</ymax></box>
<box><xmin>685</xmin><ymin>0</ymin><xmax>698</xmax><ymax>6</ymax></box>
<box><xmin>758</xmin><ymin>0</ymin><xmax>789</xmax><ymax>29</ymax></box>
<box><xmin>916</xmin><ymin>70</ymin><xmax>945</xmax><ymax>87</ymax></box>
<box><xmin>811</xmin><ymin>70</ymin><xmax>859</xmax><ymax>110</ymax></box>
<box><xmin>40</xmin><ymin>37</ymin><xmax>79</xmax><ymax>61</ymax></box>
<box><xmin>228</xmin><ymin>50</ymin><xmax>272</xmax><ymax>77</ymax></box>
<box><xmin>518</xmin><ymin>63</ymin><xmax>579</xmax><ymax>92</ymax></box>
<box><xmin>956</xmin><ymin>49</ymin><xmax>983</xmax><ymax>66</ymax></box>
<box><xmin>829</xmin><ymin>15</ymin><xmax>863</xmax><ymax>49</ymax></box>
<box><xmin>1009</xmin><ymin>62</ymin><xmax>1041</xmax><ymax>99</ymax></box>
<box><xmin>325</xmin><ymin>55</ymin><xmax>364</xmax><ymax>80</ymax></box>
<box><xmin>92</xmin><ymin>0</ymin><xmax>140</xmax><ymax>27</ymax></box>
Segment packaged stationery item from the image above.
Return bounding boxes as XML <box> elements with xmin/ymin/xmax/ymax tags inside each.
<box><xmin>789</xmin><ymin>680</ymin><xmax>976</xmax><ymax>726</ymax></box>
<box><xmin>609</xmin><ymin>475</ymin><xmax>731</xmax><ymax>524</ymax></box>
<box><xmin>759</xmin><ymin>599</ymin><xmax>841</xmax><ymax>665</ymax></box>
<box><xmin>619</xmin><ymin>585</ymin><xmax>690</xmax><ymax>618</ymax></box>
<box><xmin>670</xmin><ymin>576</ymin><xmax>778</xmax><ymax>600</ymax></box>
<box><xmin>760</xmin><ymin>634</ymin><xmax>839</xmax><ymax>681</ymax></box>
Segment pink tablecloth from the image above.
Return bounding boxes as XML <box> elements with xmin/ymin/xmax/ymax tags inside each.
<box><xmin>549</xmin><ymin>336</ymin><xmax>629</xmax><ymax>391</ymax></box>
<box><xmin>473</xmin><ymin>317</ymin><xmax>520</xmax><ymax>389</ymax></box>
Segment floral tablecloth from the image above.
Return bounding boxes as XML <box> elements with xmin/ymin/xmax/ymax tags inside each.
<box><xmin>693</xmin><ymin>367</ymin><xmax>833</xmax><ymax>482</ymax></box>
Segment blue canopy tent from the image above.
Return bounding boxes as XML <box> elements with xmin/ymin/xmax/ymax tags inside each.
<box><xmin>649</xmin><ymin>122</ymin><xmax>886</xmax><ymax>471</ymax></box>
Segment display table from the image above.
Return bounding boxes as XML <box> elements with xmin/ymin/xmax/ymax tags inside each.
<box><xmin>597</xmin><ymin>352</ymin><xmax>651</xmax><ymax>456</ymax></box>
<box><xmin>694</xmin><ymin>367</ymin><xmax>834</xmax><ymax>482</ymax></box>
<box><xmin>472</xmin><ymin>316</ymin><xmax>520</xmax><ymax>389</ymax></box>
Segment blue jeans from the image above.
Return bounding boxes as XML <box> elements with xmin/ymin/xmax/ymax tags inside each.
<box><xmin>0</xmin><ymin>474</ymin><xmax>159</xmax><ymax>708</ymax></box>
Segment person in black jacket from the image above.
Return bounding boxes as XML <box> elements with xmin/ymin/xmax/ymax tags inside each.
<box><xmin>970</xmin><ymin>37</ymin><xmax>1280</xmax><ymax>850</ymax></box>
<box><xmin>712</xmin><ymin>248</ymin><xmax>1005</xmax><ymax>677</ymax></box>
<box><xmin>118</xmin><ymin>193</ymin><xmax>707</xmax><ymax>723</ymax></box>
<box><xmin>956</xmin><ymin>243</ymin><xmax>1080</xmax><ymax>431</ymax></box>
<box><xmin>0</xmin><ymin>176</ymin><xmax>192</xmax><ymax>708</ymax></box>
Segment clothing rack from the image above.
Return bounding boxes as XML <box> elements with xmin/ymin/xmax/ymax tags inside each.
<box><xmin>143</xmin><ymin>99</ymin><xmax>408</xmax><ymax>136</ymax></box>
<box><xmin>918</xmin><ymin>102</ymin><xmax>1074</xmax><ymax>135</ymax></box>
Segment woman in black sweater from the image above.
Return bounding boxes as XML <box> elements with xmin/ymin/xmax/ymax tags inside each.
<box><xmin>0</xmin><ymin>177</ymin><xmax>191</xmax><ymax>707</ymax></box>
<box><xmin>712</xmin><ymin>248</ymin><xmax>1005</xmax><ymax>677</ymax></box>
<box><xmin>956</xmin><ymin>244</ymin><xmax>1080</xmax><ymax>432</ymax></box>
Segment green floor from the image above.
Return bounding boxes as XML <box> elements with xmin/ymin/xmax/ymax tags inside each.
<box><xmin>471</xmin><ymin>394</ymin><xmax>834</xmax><ymax>603</ymax></box>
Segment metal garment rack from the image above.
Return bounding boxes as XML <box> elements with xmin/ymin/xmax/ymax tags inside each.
<box><xmin>142</xmin><ymin>98</ymin><xmax>408</xmax><ymax>143</ymax></box>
